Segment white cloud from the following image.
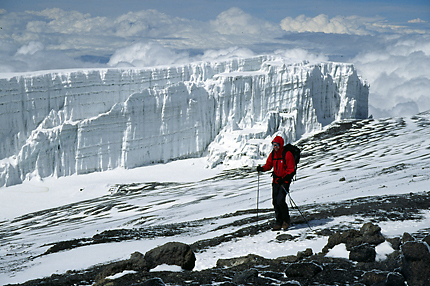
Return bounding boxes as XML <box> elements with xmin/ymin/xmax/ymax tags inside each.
<box><xmin>354</xmin><ymin>35</ymin><xmax>430</xmax><ymax>117</ymax></box>
<box><xmin>0</xmin><ymin>40</ymin><xmax>100</xmax><ymax>73</ymax></box>
<box><xmin>15</xmin><ymin>41</ymin><xmax>44</xmax><ymax>55</ymax></box>
<box><xmin>280</xmin><ymin>14</ymin><xmax>427</xmax><ymax>35</ymax></box>
<box><xmin>108</xmin><ymin>44</ymin><xmax>257</xmax><ymax>68</ymax></box>
<box><xmin>197</xmin><ymin>47</ymin><xmax>256</xmax><ymax>62</ymax></box>
<box><xmin>408</xmin><ymin>18</ymin><xmax>427</xmax><ymax>24</ymax></box>
<box><xmin>112</xmin><ymin>9</ymin><xmax>184</xmax><ymax>38</ymax></box>
<box><xmin>280</xmin><ymin>14</ymin><xmax>378</xmax><ymax>35</ymax></box>
<box><xmin>27</xmin><ymin>8</ymin><xmax>108</xmax><ymax>34</ymax></box>
<box><xmin>210</xmin><ymin>7</ymin><xmax>282</xmax><ymax>37</ymax></box>
<box><xmin>2</xmin><ymin>7</ymin><xmax>280</xmax><ymax>59</ymax></box>
<box><xmin>108</xmin><ymin>41</ymin><xmax>190</xmax><ymax>67</ymax></box>
<box><xmin>369</xmin><ymin>101</ymin><xmax>419</xmax><ymax>118</ymax></box>
<box><xmin>273</xmin><ymin>48</ymin><xmax>328</xmax><ymax>64</ymax></box>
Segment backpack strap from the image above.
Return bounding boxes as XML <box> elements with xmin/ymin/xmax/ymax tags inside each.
<box><xmin>271</xmin><ymin>148</ymin><xmax>294</xmax><ymax>179</ymax></box>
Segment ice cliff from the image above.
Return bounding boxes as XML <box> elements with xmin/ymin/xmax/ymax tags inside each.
<box><xmin>0</xmin><ymin>56</ymin><xmax>368</xmax><ymax>187</ymax></box>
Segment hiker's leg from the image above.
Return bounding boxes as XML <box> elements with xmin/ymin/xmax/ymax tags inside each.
<box><xmin>272</xmin><ymin>184</ymin><xmax>283</xmax><ymax>225</ymax></box>
<box><xmin>276</xmin><ymin>183</ymin><xmax>290</xmax><ymax>224</ymax></box>
<box><xmin>283</xmin><ymin>183</ymin><xmax>291</xmax><ymax>224</ymax></box>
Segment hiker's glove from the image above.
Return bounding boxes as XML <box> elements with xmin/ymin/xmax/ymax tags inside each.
<box><xmin>256</xmin><ymin>165</ymin><xmax>264</xmax><ymax>172</ymax></box>
<box><xmin>277</xmin><ymin>178</ymin><xmax>284</xmax><ymax>185</ymax></box>
<box><xmin>284</xmin><ymin>174</ymin><xmax>293</xmax><ymax>182</ymax></box>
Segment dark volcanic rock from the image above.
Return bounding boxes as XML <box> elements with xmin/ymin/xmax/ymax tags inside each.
<box><xmin>386</xmin><ymin>272</ymin><xmax>405</xmax><ymax>286</ymax></box>
<box><xmin>144</xmin><ymin>242</ymin><xmax>196</xmax><ymax>271</ymax></box>
<box><xmin>232</xmin><ymin>268</ymin><xmax>258</xmax><ymax>285</ymax></box>
<box><xmin>296</xmin><ymin>248</ymin><xmax>313</xmax><ymax>260</ymax></box>
<box><xmin>94</xmin><ymin>251</ymin><xmax>148</xmax><ymax>285</ymax></box>
<box><xmin>322</xmin><ymin>222</ymin><xmax>385</xmax><ymax>254</ymax></box>
<box><xmin>402</xmin><ymin>232</ymin><xmax>415</xmax><ymax>243</ymax></box>
<box><xmin>401</xmin><ymin>241</ymin><xmax>430</xmax><ymax>286</ymax></box>
<box><xmin>423</xmin><ymin>234</ymin><xmax>430</xmax><ymax>246</ymax></box>
<box><xmin>276</xmin><ymin>233</ymin><xmax>295</xmax><ymax>241</ymax></box>
<box><xmin>386</xmin><ymin>237</ymin><xmax>401</xmax><ymax>250</ymax></box>
<box><xmin>359</xmin><ymin>222</ymin><xmax>385</xmax><ymax>245</ymax></box>
<box><xmin>361</xmin><ymin>269</ymin><xmax>388</xmax><ymax>285</ymax></box>
<box><xmin>349</xmin><ymin>243</ymin><xmax>376</xmax><ymax>262</ymax></box>
<box><xmin>217</xmin><ymin>254</ymin><xmax>270</xmax><ymax>268</ymax></box>
<box><xmin>285</xmin><ymin>261</ymin><xmax>323</xmax><ymax>278</ymax></box>
<box><xmin>401</xmin><ymin>241</ymin><xmax>430</xmax><ymax>261</ymax></box>
<box><xmin>323</xmin><ymin>228</ymin><xmax>359</xmax><ymax>251</ymax></box>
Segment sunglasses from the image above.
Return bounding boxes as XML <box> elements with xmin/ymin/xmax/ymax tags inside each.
<box><xmin>272</xmin><ymin>143</ymin><xmax>280</xmax><ymax>147</ymax></box>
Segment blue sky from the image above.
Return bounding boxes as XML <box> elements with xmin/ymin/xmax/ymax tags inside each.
<box><xmin>3</xmin><ymin>0</ymin><xmax>429</xmax><ymax>23</ymax></box>
<box><xmin>0</xmin><ymin>0</ymin><xmax>429</xmax><ymax>117</ymax></box>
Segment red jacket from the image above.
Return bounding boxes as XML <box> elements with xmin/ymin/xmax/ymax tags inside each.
<box><xmin>261</xmin><ymin>136</ymin><xmax>296</xmax><ymax>184</ymax></box>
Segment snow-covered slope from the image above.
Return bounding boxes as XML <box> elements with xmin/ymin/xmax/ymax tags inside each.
<box><xmin>0</xmin><ymin>111</ymin><xmax>429</xmax><ymax>285</ymax></box>
<box><xmin>0</xmin><ymin>56</ymin><xmax>368</xmax><ymax>187</ymax></box>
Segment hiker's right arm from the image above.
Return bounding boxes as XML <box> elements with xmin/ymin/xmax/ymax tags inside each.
<box><xmin>258</xmin><ymin>153</ymin><xmax>273</xmax><ymax>172</ymax></box>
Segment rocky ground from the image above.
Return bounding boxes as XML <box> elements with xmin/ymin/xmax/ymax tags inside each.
<box><xmin>7</xmin><ymin>190</ymin><xmax>430</xmax><ymax>286</ymax></box>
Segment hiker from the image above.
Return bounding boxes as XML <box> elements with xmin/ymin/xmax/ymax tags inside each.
<box><xmin>257</xmin><ymin>136</ymin><xmax>296</xmax><ymax>231</ymax></box>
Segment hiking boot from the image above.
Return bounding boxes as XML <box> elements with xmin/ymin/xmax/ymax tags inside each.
<box><xmin>272</xmin><ymin>224</ymin><xmax>282</xmax><ymax>231</ymax></box>
<box><xmin>282</xmin><ymin>222</ymin><xmax>290</xmax><ymax>230</ymax></box>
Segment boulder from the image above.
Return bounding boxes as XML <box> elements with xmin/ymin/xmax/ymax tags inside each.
<box><xmin>277</xmin><ymin>233</ymin><xmax>295</xmax><ymax>241</ymax></box>
<box><xmin>217</xmin><ymin>253</ymin><xmax>270</xmax><ymax>268</ymax></box>
<box><xmin>322</xmin><ymin>223</ymin><xmax>385</xmax><ymax>253</ymax></box>
<box><xmin>423</xmin><ymin>234</ymin><xmax>430</xmax><ymax>246</ymax></box>
<box><xmin>94</xmin><ymin>251</ymin><xmax>148</xmax><ymax>285</ymax></box>
<box><xmin>323</xmin><ymin>229</ymin><xmax>359</xmax><ymax>252</ymax></box>
<box><xmin>386</xmin><ymin>237</ymin><xmax>401</xmax><ymax>250</ymax></box>
<box><xmin>361</xmin><ymin>269</ymin><xmax>388</xmax><ymax>285</ymax></box>
<box><xmin>402</xmin><ymin>232</ymin><xmax>415</xmax><ymax>243</ymax></box>
<box><xmin>385</xmin><ymin>272</ymin><xmax>405</xmax><ymax>286</ymax></box>
<box><xmin>359</xmin><ymin>222</ymin><xmax>385</xmax><ymax>245</ymax></box>
<box><xmin>401</xmin><ymin>241</ymin><xmax>430</xmax><ymax>286</ymax></box>
<box><xmin>402</xmin><ymin>241</ymin><xmax>430</xmax><ymax>261</ymax></box>
<box><xmin>232</xmin><ymin>269</ymin><xmax>258</xmax><ymax>285</ymax></box>
<box><xmin>276</xmin><ymin>255</ymin><xmax>299</xmax><ymax>263</ymax></box>
<box><xmin>285</xmin><ymin>261</ymin><xmax>323</xmax><ymax>278</ymax></box>
<box><xmin>144</xmin><ymin>242</ymin><xmax>196</xmax><ymax>271</ymax></box>
<box><xmin>297</xmin><ymin>248</ymin><xmax>313</xmax><ymax>260</ymax></box>
<box><xmin>129</xmin><ymin>251</ymin><xmax>149</xmax><ymax>269</ymax></box>
<box><xmin>349</xmin><ymin>243</ymin><xmax>376</xmax><ymax>262</ymax></box>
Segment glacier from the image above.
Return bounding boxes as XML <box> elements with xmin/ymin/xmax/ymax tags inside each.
<box><xmin>0</xmin><ymin>56</ymin><xmax>368</xmax><ymax>187</ymax></box>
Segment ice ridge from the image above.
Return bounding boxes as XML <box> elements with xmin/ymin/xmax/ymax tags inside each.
<box><xmin>0</xmin><ymin>56</ymin><xmax>368</xmax><ymax>187</ymax></box>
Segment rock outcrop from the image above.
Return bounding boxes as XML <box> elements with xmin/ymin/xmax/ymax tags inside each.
<box><xmin>144</xmin><ymin>241</ymin><xmax>196</xmax><ymax>271</ymax></box>
<box><xmin>401</xmin><ymin>239</ymin><xmax>430</xmax><ymax>286</ymax></box>
<box><xmin>94</xmin><ymin>242</ymin><xmax>195</xmax><ymax>285</ymax></box>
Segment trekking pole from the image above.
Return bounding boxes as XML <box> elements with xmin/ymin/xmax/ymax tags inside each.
<box><xmin>282</xmin><ymin>185</ymin><xmax>314</xmax><ymax>232</ymax></box>
<box><xmin>256</xmin><ymin>171</ymin><xmax>260</xmax><ymax>228</ymax></box>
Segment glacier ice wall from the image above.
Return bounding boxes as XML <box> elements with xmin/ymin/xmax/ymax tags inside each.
<box><xmin>0</xmin><ymin>56</ymin><xmax>368</xmax><ymax>186</ymax></box>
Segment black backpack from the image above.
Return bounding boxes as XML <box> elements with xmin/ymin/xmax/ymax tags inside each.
<box><xmin>271</xmin><ymin>143</ymin><xmax>301</xmax><ymax>178</ymax></box>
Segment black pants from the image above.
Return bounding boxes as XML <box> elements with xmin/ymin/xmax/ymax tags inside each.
<box><xmin>272</xmin><ymin>183</ymin><xmax>290</xmax><ymax>225</ymax></box>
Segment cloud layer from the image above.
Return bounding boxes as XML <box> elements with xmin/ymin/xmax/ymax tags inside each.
<box><xmin>0</xmin><ymin>7</ymin><xmax>429</xmax><ymax>118</ymax></box>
